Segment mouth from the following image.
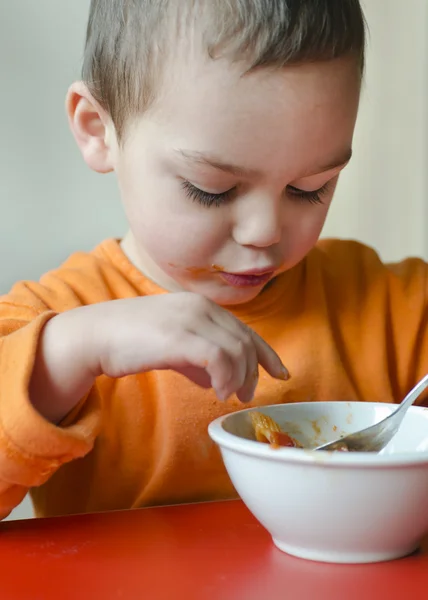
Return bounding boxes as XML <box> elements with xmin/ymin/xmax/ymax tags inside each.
<box><xmin>218</xmin><ymin>269</ymin><xmax>275</xmax><ymax>288</ymax></box>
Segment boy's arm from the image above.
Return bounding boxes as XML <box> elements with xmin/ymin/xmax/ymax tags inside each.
<box><xmin>386</xmin><ymin>258</ymin><xmax>428</xmax><ymax>405</ymax></box>
<box><xmin>317</xmin><ymin>239</ymin><xmax>428</xmax><ymax>405</ymax></box>
<box><xmin>0</xmin><ymin>288</ymin><xmax>101</xmax><ymax>520</ymax></box>
<box><xmin>0</xmin><ymin>274</ymin><xmax>286</xmax><ymax>519</ymax></box>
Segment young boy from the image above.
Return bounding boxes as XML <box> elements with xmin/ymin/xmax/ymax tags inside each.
<box><xmin>0</xmin><ymin>0</ymin><xmax>426</xmax><ymax>520</ymax></box>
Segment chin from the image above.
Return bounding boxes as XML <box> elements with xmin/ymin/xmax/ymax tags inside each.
<box><xmin>199</xmin><ymin>284</ymin><xmax>264</xmax><ymax>307</ymax></box>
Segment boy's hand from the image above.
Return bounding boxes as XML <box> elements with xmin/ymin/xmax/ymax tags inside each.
<box><xmin>97</xmin><ymin>293</ymin><xmax>288</xmax><ymax>402</ymax></box>
<box><xmin>30</xmin><ymin>293</ymin><xmax>288</xmax><ymax>422</ymax></box>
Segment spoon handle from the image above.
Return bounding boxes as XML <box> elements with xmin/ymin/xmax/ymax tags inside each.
<box><xmin>397</xmin><ymin>374</ymin><xmax>428</xmax><ymax>414</ymax></box>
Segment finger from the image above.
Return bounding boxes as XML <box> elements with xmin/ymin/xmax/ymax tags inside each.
<box><xmin>210</xmin><ymin>308</ymin><xmax>287</xmax><ymax>385</ymax></box>
<box><xmin>215</xmin><ymin>319</ymin><xmax>259</xmax><ymax>403</ymax></box>
<box><xmin>190</xmin><ymin>320</ymin><xmax>248</xmax><ymax>400</ymax></box>
<box><xmin>177</xmin><ymin>366</ymin><xmax>212</xmax><ymax>388</ymax></box>
<box><xmin>251</xmin><ymin>329</ymin><xmax>289</xmax><ymax>380</ymax></box>
<box><xmin>236</xmin><ymin>363</ymin><xmax>259</xmax><ymax>404</ymax></box>
<box><xmin>209</xmin><ymin>311</ymin><xmax>260</xmax><ymax>401</ymax></box>
<box><xmin>167</xmin><ymin>332</ymin><xmax>234</xmax><ymax>399</ymax></box>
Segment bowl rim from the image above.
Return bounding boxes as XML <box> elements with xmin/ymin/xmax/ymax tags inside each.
<box><xmin>208</xmin><ymin>402</ymin><xmax>428</xmax><ymax>467</ymax></box>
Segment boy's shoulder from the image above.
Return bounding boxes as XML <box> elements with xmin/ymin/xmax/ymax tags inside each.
<box><xmin>311</xmin><ymin>238</ymin><xmax>428</xmax><ymax>297</ymax></box>
<box><xmin>314</xmin><ymin>238</ymin><xmax>426</xmax><ymax>273</ymax></box>
<box><xmin>45</xmin><ymin>238</ymin><xmax>132</xmax><ymax>290</ymax></box>
<box><xmin>315</xmin><ymin>237</ymin><xmax>384</xmax><ymax>266</ymax></box>
<box><xmin>1</xmin><ymin>239</ymin><xmax>142</xmax><ymax>314</ymax></box>
<box><xmin>59</xmin><ymin>238</ymin><xmax>132</xmax><ymax>282</ymax></box>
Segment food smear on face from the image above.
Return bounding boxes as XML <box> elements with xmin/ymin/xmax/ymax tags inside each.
<box><xmin>250</xmin><ymin>411</ymin><xmax>302</xmax><ymax>449</ymax></box>
<box><xmin>185</xmin><ymin>266</ymin><xmax>208</xmax><ymax>275</ymax></box>
<box><xmin>168</xmin><ymin>264</ymin><xmax>226</xmax><ymax>276</ymax></box>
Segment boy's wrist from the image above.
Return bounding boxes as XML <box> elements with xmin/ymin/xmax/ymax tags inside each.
<box><xmin>29</xmin><ymin>307</ymin><xmax>101</xmax><ymax>423</ymax></box>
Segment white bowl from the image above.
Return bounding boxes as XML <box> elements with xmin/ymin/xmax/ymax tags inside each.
<box><xmin>208</xmin><ymin>402</ymin><xmax>428</xmax><ymax>564</ymax></box>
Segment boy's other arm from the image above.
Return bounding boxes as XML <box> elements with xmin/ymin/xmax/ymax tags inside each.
<box><xmin>386</xmin><ymin>258</ymin><xmax>428</xmax><ymax>405</ymax></box>
<box><xmin>318</xmin><ymin>239</ymin><xmax>428</xmax><ymax>406</ymax></box>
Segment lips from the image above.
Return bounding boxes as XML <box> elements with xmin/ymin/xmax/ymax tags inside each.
<box><xmin>218</xmin><ymin>270</ymin><xmax>275</xmax><ymax>288</ymax></box>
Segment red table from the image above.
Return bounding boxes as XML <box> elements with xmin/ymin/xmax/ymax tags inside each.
<box><xmin>0</xmin><ymin>500</ymin><xmax>427</xmax><ymax>600</ymax></box>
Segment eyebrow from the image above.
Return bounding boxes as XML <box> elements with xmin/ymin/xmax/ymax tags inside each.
<box><xmin>175</xmin><ymin>148</ymin><xmax>353</xmax><ymax>178</ymax></box>
<box><xmin>175</xmin><ymin>149</ymin><xmax>260</xmax><ymax>177</ymax></box>
<box><xmin>317</xmin><ymin>149</ymin><xmax>353</xmax><ymax>172</ymax></box>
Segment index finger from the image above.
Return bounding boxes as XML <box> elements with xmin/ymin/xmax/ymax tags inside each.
<box><xmin>250</xmin><ymin>329</ymin><xmax>290</xmax><ymax>381</ymax></box>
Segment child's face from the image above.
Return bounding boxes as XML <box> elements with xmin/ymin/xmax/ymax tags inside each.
<box><xmin>109</xmin><ymin>55</ymin><xmax>360</xmax><ymax>305</ymax></box>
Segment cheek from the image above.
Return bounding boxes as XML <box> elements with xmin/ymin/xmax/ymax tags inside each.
<box><xmin>140</xmin><ymin>220</ymin><xmax>218</xmax><ymax>265</ymax></box>
<box><xmin>119</xmin><ymin>170</ymin><xmax>228</xmax><ymax>265</ymax></box>
<box><xmin>285</xmin><ymin>202</ymin><xmax>331</xmax><ymax>259</ymax></box>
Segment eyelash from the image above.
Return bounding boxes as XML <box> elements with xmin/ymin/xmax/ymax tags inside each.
<box><xmin>181</xmin><ymin>181</ymin><xmax>330</xmax><ymax>208</ymax></box>
<box><xmin>181</xmin><ymin>180</ymin><xmax>234</xmax><ymax>207</ymax></box>
<box><xmin>287</xmin><ymin>183</ymin><xmax>330</xmax><ymax>205</ymax></box>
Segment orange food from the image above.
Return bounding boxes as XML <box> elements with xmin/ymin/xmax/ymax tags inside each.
<box><xmin>186</xmin><ymin>266</ymin><xmax>208</xmax><ymax>275</ymax></box>
<box><xmin>250</xmin><ymin>412</ymin><xmax>302</xmax><ymax>449</ymax></box>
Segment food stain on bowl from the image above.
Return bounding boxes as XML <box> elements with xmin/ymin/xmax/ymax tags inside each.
<box><xmin>282</xmin><ymin>421</ymin><xmax>303</xmax><ymax>436</ymax></box>
<box><xmin>306</xmin><ymin>416</ymin><xmax>330</xmax><ymax>447</ymax></box>
<box><xmin>311</xmin><ymin>419</ymin><xmax>322</xmax><ymax>435</ymax></box>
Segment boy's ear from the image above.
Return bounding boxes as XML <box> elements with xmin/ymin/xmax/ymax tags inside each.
<box><xmin>66</xmin><ymin>82</ymin><xmax>115</xmax><ymax>174</ymax></box>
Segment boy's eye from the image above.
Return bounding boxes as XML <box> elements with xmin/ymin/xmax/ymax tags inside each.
<box><xmin>182</xmin><ymin>180</ymin><xmax>331</xmax><ymax>208</ymax></box>
<box><xmin>287</xmin><ymin>183</ymin><xmax>330</xmax><ymax>205</ymax></box>
<box><xmin>182</xmin><ymin>181</ymin><xmax>234</xmax><ymax>208</ymax></box>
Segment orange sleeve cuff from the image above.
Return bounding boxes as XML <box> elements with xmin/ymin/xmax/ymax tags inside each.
<box><xmin>0</xmin><ymin>313</ymin><xmax>101</xmax><ymax>488</ymax></box>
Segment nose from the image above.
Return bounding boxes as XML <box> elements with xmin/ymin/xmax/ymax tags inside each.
<box><xmin>232</xmin><ymin>194</ymin><xmax>282</xmax><ymax>248</ymax></box>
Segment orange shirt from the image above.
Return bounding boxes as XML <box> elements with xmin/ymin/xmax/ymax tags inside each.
<box><xmin>0</xmin><ymin>238</ymin><xmax>427</xmax><ymax>519</ymax></box>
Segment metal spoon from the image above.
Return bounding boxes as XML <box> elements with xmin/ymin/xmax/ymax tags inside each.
<box><xmin>314</xmin><ymin>374</ymin><xmax>428</xmax><ymax>453</ymax></box>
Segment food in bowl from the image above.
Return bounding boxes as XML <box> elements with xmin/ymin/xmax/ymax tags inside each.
<box><xmin>250</xmin><ymin>411</ymin><xmax>302</xmax><ymax>448</ymax></box>
<box><xmin>208</xmin><ymin>402</ymin><xmax>428</xmax><ymax>564</ymax></box>
<box><xmin>250</xmin><ymin>410</ymin><xmax>349</xmax><ymax>451</ymax></box>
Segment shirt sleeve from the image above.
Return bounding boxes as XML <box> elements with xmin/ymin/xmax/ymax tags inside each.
<box><xmin>385</xmin><ymin>256</ymin><xmax>428</xmax><ymax>404</ymax></box>
<box><xmin>0</xmin><ymin>286</ymin><xmax>101</xmax><ymax>519</ymax></box>
<box><xmin>317</xmin><ymin>239</ymin><xmax>428</xmax><ymax>406</ymax></box>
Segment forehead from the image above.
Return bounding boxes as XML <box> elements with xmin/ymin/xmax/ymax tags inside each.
<box><xmin>133</xmin><ymin>55</ymin><xmax>360</xmax><ymax>177</ymax></box>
